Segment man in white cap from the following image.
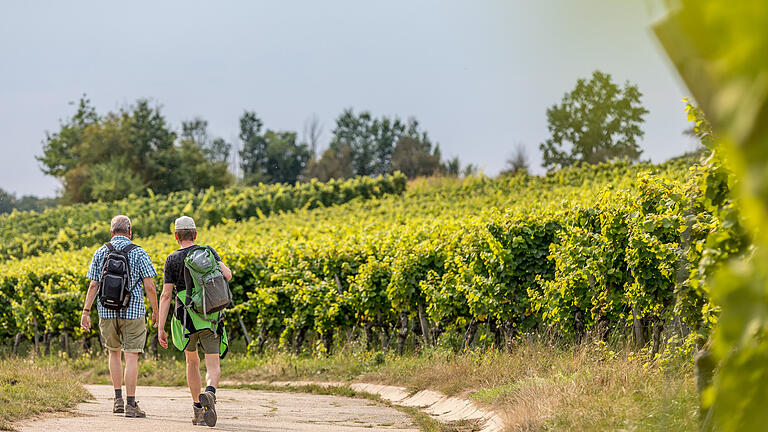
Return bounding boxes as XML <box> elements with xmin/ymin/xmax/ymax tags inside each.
<box><xmin>157</xmin><ymin>215</ymin><xmax>232</xmax><ymax>427</ymax></box>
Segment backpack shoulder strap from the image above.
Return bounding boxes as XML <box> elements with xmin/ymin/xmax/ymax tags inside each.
<box><xmin>122</xmin><ymin>243</ymin><xmax>139</xmax><ymax>254</ymax></box>
<box><xmin>187</xmin><ymin>244</ymin><xmax>205</xmax><ymax>254</ymax></box>
<box><xmin>105</xmin><ymin>243</ymin><xmax>116</xmax><ymax>253</ymax></box>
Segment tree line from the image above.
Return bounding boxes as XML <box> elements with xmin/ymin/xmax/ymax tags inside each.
<box><xmin>2</xmin><ymin>69</ymin><xmax>650</xmax><ymax>207</ymax></box>
<box><xmin>33</xmin><ymin>97</ymin><xmax>474</xmax><ymax>204</ymax></box>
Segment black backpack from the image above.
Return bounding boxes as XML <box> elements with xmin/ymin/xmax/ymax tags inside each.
<box><xmin>99</xmin><ymin>242</ymin><xmax>139</xmax><ymax>310</ymax></box>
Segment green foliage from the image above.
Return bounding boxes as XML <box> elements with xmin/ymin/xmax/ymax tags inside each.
<box><xmin>308</xmin><ymin>111</ymin><xmax>448</xmax><ymax>181</ymax></box>
<box><xmin>0</xmin><ymin>155</ymin><xmax>720</xmax><ymax>357</ymax></box>
<box><xmin>391</xmin><ymin>120</ymin><xmax>442</xmax><ymax>178</ymax></box>
<box><xmin>263</xmin><ymin>131</ymin><xmax>311</xmax><ymax>184</ymax></box>
<box><xmin>238</xmin><ymin>111</ymin><xmax>311</xmax><ymax>185</ymax></box>
<box><xmin>654</xmin><ymin>1</ymin><xmax>768</xmax><ymax>430</ymax></box>
<box><xmin>540</xmin><ymin>71</ymin><xmax>648</xmax><ymax>170</ymax></box>
<box><xmin>0</xmin><ymin>189</ymin><xmax>58</xmax><ymax>215</ymax></box>
<box><xmin>0</xmin><ymin>173</ymin><xmax>406</xmax><ymax>261</ymax></box>
<box><xmin>329</xmin><ymin>109</ymin><xmax>406</xmax><ymax>177</ymax></box>
<box><xmin>37</xmin><ymin>96</ymin><xmax>233</xmax><ymax>203</ymax></box>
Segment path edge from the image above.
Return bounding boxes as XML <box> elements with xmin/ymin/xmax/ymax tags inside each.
<box><xmin>223</xmin><ymin>380</ymin><xmax>504</xmax><ymax>432</ymax></box>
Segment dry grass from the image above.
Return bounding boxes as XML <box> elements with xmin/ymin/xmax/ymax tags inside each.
<box><xmin>54</xmin><ymin>337</ymin><xmax>698</xmax><ymax>431</ymax></box>
<box><xmin>0</xmin><ymin>357</ymin><xmax>90</xmax><ymax>431</ymax></box>
<box><xmin>355</xmin><ymin>341</ymin><xmax>697</xmax><ymax>431</ymax></box>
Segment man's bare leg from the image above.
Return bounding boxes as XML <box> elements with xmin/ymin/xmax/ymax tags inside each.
<box><xmin>124</xmin><ymin>352</ymin><xmax>139</xmax><ymax>398</ymax></box>
<box><xmin>185</xmin><ymin>350</ymin><xmax>202</xmax><ymax>403</ymax></box>
<box><xmin>204</xmin><ymin>354</ymin><xmax>220</xmax><ymax>388</ymax></box>
<box><xmin>108</xmin><ymin>349</ymin><xmax>123</xmax><ymax>391</ymax></box>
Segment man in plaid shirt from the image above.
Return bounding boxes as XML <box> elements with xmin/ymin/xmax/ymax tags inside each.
<box><xmin>80</xmin><ymin>215</ymin><xmax>159</xmax><ymax>418</ymax></box>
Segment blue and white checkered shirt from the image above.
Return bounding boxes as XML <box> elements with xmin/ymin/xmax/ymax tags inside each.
<box><xmin>86</xmin><ymin>236</ymin><xmax>157</xmax><ymax>320</ymax></box>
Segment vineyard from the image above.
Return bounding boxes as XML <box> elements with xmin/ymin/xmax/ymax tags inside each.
<box><xmin>0</xmin><ymin>138</ymin><xmax>748</xmax><ymax>358</ymax></box>
<box><xmin>0</xmin><ymin>173</ymin><xmax>406</xmax><ymax>261</ymax></box>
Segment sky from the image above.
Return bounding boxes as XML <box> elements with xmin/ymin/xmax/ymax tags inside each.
<box><xmin>0</xmin><ymin>0</ymin><xmax>695</xmax><ymax>198</ymax></box>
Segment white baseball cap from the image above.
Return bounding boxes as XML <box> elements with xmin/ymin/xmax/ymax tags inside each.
<box><xmin>174</xmin><ymin>216</ymin><xmax>196</xmax><ymax>231</ymax></box>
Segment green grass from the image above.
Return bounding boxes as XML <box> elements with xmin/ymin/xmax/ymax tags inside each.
<box><xmin>43</xmin><ymin>336</ymin><xmax>698</xmax><ymax>431</ymax></box>
<box><xmin>0</xmin><ymin>358</ymin><xmax>90</xmax><ymax>431</ymax></box>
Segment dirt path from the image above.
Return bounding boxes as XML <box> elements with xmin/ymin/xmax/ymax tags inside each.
<box><xmin>17</xmin><ymin>384</ymin><xmax>420</xmax><ymax>432</ymax></box>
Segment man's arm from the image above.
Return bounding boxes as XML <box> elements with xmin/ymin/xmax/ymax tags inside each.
<box><xmin>80</xmin><ymin>280</ymin><xmax>99</xmax><ymax>332</ymax></box>
<box><xmin>143</xmin><ymin>277</ymin><xmax>159</xmax><ymax>327</ymax></box>
<box><xmin>157</xmin><ymin>283</ymin><xmax>174</xmax><ymax>349</ymax></box>
<box><xmin>219</xmin><ymin>261</ymin><xmax>232</xmax><ymax>281</ymax></box>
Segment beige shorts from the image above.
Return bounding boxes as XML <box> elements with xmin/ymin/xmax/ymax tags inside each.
<box><xmin>185</xmin><ymin>329</ymin><xmax>220</xmax><ymax>355</ymax></box>
<box><xmin>98</xmin><ymin>318</ymin><xmax>147</xmax><ymax>353</ymax></box>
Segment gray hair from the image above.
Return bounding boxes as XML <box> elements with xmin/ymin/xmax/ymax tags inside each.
<box><xmin>110</xmin><ymin>215</ymin><xmax>131</xmax><ymax>235</ymax></box>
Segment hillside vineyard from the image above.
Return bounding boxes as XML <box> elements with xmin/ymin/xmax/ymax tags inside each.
<box><xmin>0</xmin><ymin>174</ymin><xmax>407</xmax><ymax>261</ymax></box>
<box><xmin>0</xmin><ymin>154</ymin><xmax>746</xmax><ymax>355</ymax></box>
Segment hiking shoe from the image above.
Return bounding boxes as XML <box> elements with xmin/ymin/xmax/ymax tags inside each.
<box><xmin>192</xmin><ymin>405</ymin><xmax>207</xmax><ymax>426</ymax></box>
<box><xmin>198</xmin><ymin>391</ymin><xmax>217</xmax><ymax>427</ymax></box>
<box><xmin>113</xmin><ymin>398</ymin><xmax>124</xmax><ymax>414</ymax></box>
<box><xmin>125</xmin><ymin>401</ymin><xmax>146</xmax><ymax>418</ymax></box>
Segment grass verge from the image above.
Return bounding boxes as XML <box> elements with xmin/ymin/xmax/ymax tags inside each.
<box><xmin>0</xmin><ymin>358</ymin><xmax>90</xmax><ymax>431</ymax></box>
<box><xmin>53</xmin><ymin>337</ymin><xmax>698</xmax><ymax>431</ymax></box>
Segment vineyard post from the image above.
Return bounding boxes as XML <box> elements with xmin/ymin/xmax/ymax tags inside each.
<box><xmin>651</xmin><ymin>317</ymin><xmax>663</xmax><ymax>356</ymax></box>
<box><xmin>396</xmin><ymin>311</ymin><xmax>409</xmax><ymax>355</ymax></box>
<box><xmin>463</xmin><ymin>318</ymin><xmax>479</xmax><ymax>350</ymax></box>
<box><xmin>364</xmin><ymin>321</ymin><xmax>375</xmax><ymax>350</ymax></box>
<box><xmin>416</xmin><ymin>298</ymin><xmax>433</xmax><ymax>346</ymax></box>
<box><xmin>376</xmin><ymin>312</ymin><xmax>391</xmax><ymax>350</ymax></box>
<box><xmin>631</xmin><ymin>307</ymin><xmax>645</xmax><ymax>350</ymax></box>
<box><xmin>60</xmin><ymin>331</ymin><xmax>71</xmax><ymax>358</ymax></box>
<box><xmin>32</xmin><ymin>315</ymin><xmax>40</xmax><ymax>356</ymax></box>
<box><xmin>12</xmin><ymin>333</ymin><xmax>24</xmax><ymax>355</ymax></box>
<box><xmin>255</xmin><ymin>326</ymin><xmax>268</xmax><ymax>354</ymax></box>
<box><xmin>322</xmin><ymin>330</ymin><xmax>333</xmax><ymax>354</ymax></box>
<box><xmin>502</xmin><ymin>321</ymin><xmax>516</xmax><ymax>352</ymax></box>
<box><xmin>237</xmin><ymin>312</ymin><xmax>252</xmax><ymax>346</ymax></box>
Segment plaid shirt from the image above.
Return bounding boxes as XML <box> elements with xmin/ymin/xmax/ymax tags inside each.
<box><xmin>86</xmin><ymin>236</ymin><xmax>157</xmax><ymax>320</ymax></box>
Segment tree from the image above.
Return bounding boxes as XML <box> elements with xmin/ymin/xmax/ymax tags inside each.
<box><xmin>305</xmin><ymin>109</ymin><xmax>453</xmax><ymax>181</ymax></box>
<box><xmin>0</xmin><ymin>189</ymin><xmax>14</xmax><ymax>214</ymax></box>
<box><xmin>238</xmin><ymin>111</ymin><xmax>312</xmax><ymax>184</ymax></box>
<box><xmin>264</xmin><ymin>131</ymin><xmax>311</xmax><ymax>184</ymax></box>
<box><xmin>501</xmin><ymin>143</ymin><xmax>529</xmax><ymax>176</ymax></box>
<box><xmin>329</xmin><ymin>109</ymin><xmax>406</xmax><ymax>177</ymax></box>
<box><xmin>178</xmin><ymin>119</ymin><xmax>234</xmax><ymax>191</ymax></box>
<box><xmin>38</xmin><ymin>96</ymin><xmax>233</xmax><ymax>203</ymax></box>
<box><xmin>303</xmin><ymin>114</ymin><xmax>323</xmax><ymax>159</ymax></box>
<box><xmin>303</xmin><ymin>145</ymin><xmax>354</xmax><ymax>182</ymax></box>
<box><xmin>392</xmin><ymin>119</ymin><xmax>442</xmax><ymax>178</ymax></box>
<box><xmin>0</xmin><ymin>189</ymin><xmax>58</xmax><ymax>214</ymax></box>
<box><xmin>182</xmin><ymin>118</ymin><xmax>232</xmax><ymax>164</ymax></box>
<box><xmin>86</xmin><ymin>158</ymin><xmax>145</xmax><ymax>202</ymax></box>
<box><xmin>38</xmin><ymin>96</ymin><xmax>99</xmax><ymax>179</ymax></box>
<box><xmin>441</xmin><ymin>157</ymin><xmax>461</xmax><ymax>177</ymax></box>
<box><xmin>238</xmin><ymin>111</ymin><xmax>269</xmax><ymax>184</ymax></box>
<box><xmin>539</xmin><ymin>71</ymin><xmax>648</xmax><ymax>170</ymax></box>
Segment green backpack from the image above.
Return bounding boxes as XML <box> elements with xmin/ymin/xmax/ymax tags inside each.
<box><xmin>181</xmin><ymin>246</ymin><xmax>233</xmax><ymax>326</ymax></box>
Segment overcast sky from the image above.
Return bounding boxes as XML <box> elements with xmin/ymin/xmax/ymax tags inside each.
<box><xmin>0</xmin><ymin>0</ymin><xmax>694</xmax><ymax>198</ymax></box>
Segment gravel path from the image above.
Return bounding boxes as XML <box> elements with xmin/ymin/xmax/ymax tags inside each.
<box><xmin>16</xmin><ymin>384</ymin><xmax>420</xmax><ymax>432</ymax></box>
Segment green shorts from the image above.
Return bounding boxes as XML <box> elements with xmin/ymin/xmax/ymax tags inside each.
<box><xmin>185</xmin><ymin>329</ymin><xmax>220</xmax><ymax>354</ymax></box>
<box><xmin>98</xmin><ymin>318</ymin><xmax>147</xmax><ymax>353</ymax></box>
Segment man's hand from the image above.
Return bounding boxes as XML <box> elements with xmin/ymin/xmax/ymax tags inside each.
<box><xmin>80</xmin><ymin>310</ymin><xmax>91</xmax><ymax>332</ymax></box>
<box><xmin>151</xmin><ymin>310</ymin><xmax>159</xmax><ymax>328</ymax></box>
<box><xmin>158</xmin><ymin>329</ymin><xmax>168</xmax><ymax>349</ymax></box>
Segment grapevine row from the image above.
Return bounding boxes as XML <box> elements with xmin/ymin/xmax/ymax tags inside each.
<box><xmin>1</xmin><ymin>156</ymin><xmax>738</xmax><ymax>356</ymax></box>
<box><xmin>0</xmin><ymin>173</ymin><xmax>407</xmax><ymax>261</ymax></box>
